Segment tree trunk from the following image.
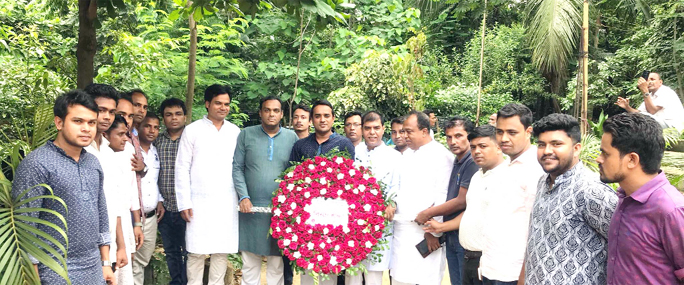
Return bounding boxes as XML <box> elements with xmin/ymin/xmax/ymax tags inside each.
<box><xmin>581</xmin><ymin>0</ymin><xmax>589</xmax><ymax>134</ymax></box>
<box><xmin>76</xmin><ymin>0</ymin><xmax>97</xmax><ymax>88</ymax></box>
<box><xmin>186</xmin><ymin>2</ymin><xmax>198</xmax><ymax>124</ymax></box>
<box><xmin>594</xmin><ymin>12</ymin><xmax>601</xmax><ymax>49</ymax></box>
<box><xmin>475</xmin><ymin>0</ymin><xmax>487</xmax><ymax>126</ymax></box>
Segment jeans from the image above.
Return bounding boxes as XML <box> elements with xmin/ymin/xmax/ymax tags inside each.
<box><xmin>445</xmin><ymin>231</ymin><xmax>465</xmax><ymax>285</ymax></box>
<box><xmin>463</xmin><ymin>254</ymin><xmax>482</xmax><ymax>285</ymax></box>
<box><xmin>283</xmin><ymin>255</ymin><xmax>293</xmax><ymax>285</ymax></box>
<box><xmin>482</xmin><ymin>277</ymin><xmax>516</xmax><ymax>285</ymax></box>
<box><xmin>158</xmin><ymin>211</ymin><xmax>188</xmax><ymax>285</ymax></box>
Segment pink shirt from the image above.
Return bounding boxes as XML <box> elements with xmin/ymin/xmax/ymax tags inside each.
<box><xmin>607</xmin><ymin>172</ymin><xmax>684</xmax><ymax>284</ymax></box>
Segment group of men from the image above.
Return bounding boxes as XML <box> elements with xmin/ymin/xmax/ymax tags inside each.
<box><xmin>11</xmin><ymin>77</ymin><xmax>684</xmax><ymax>285</ymax></box>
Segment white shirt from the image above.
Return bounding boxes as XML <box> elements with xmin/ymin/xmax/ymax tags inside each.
<box><xmin>481</xmin><ymin>146</ymin><xmax>544</xmax><ymax>282</ymax></box>
<box><xmin>354</xmin><ymin>143</ymin><xmax>401</xmax><ymax>271</ymax></box>
<box><xmin>175</xmin><ymin>116</ymin><xmax>241</xmax><ymax>254</ymax></box>
<box><xmin>140</xmin><ymin>144</ymin><xmax>162</xmax><ymax>213</ymax></box>
<box><xmin>458</xmin><ymin>160</ymin><xmax>508</xmax><ymax>252</ymax></box>
<box><xmin>390</xmin><ymin>139</ymin><xmax>454</xmax><ymax>284</ymax></box>
<box><xmin>638</xmin><ymin>85</ymin><xmax>684</xmax><ymax>131</ymax></box>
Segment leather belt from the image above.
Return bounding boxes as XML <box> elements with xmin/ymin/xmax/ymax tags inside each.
<box><xmin>464</xmin><ymin>250</ymin><xmax>482</xmax><ymax>259</ymax></box>
<box><xmin>145</xmin><ymin>210</ymin><xmax>156</xmax><ymax>219</ymax></box>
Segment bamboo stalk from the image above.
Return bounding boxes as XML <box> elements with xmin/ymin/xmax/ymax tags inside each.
<box><xmin>476</xmin><ymin>0</ymin><xmax>487</xmax><ymax>126</ymax></box>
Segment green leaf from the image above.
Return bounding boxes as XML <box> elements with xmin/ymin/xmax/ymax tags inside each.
<box><xmin>277</xmin><ymin>49</ymin><xmax>286</xmax><ymax>61</ymax></box>
<box><xmin>168</xmin><ymin>9</ymin><xmax>181</xmax><ymax>21</ymax></box>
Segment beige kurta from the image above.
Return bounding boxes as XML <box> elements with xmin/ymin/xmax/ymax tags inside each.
<box><xmin>175</xmin><ymin>116</ymin><xmax>241</xmax><ymax>254</ymax></box>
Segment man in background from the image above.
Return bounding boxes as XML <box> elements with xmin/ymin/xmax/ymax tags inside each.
<box><xmin>390</xmin><ymin>116</ymin><xmax>408</xmax><ymax>154</ymax></box>
<box><xmin>293</xmin><ymin>104</ymin><xmax>312</xmax><ymax>139</ymax></box>
<box><xmin>616</xmin><ymin>72</ymin><xmax>684</xmax><ymax>131</ymax></box>
<box><xmin>344</xmin><ymin>111</ymin><xmax>364</xmax><ymax>149</ymax></box>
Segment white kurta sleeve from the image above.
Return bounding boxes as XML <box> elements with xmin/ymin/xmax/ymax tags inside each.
<box><xmin>175</xmin><ymin>125</ymin><xmax>195</xmax><ymax>211</ymax></box>
<box><xmin>429</xmin><ymin>146</ymin><xmax>454</xmax><ymax>236</ymax></box>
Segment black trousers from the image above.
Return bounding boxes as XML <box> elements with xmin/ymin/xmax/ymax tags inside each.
<box><xmin>463</xmin><ymin>252</ymin><xmax>482</xmax><ymax>285</ymax></box>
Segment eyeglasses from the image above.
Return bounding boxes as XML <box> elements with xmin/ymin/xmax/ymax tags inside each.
<box><xmin>345</xmin><ymin>123</ymin><xmax>361</xmax><ymax>128</ymax></box>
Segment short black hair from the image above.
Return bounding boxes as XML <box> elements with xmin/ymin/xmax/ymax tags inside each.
<box><xmin>468</xmin><ymin>125</ymin><xmax>497</xmax><ymax>142</ymax></box>
<box><xmin>54</xmin><ymin>90</ymin><xmax>99</xmax><ymax>120</ymax></box>
<box><xmin>294</xmin><ymin>104</ymin><xmax>311</xmax><ymax>115</ymax></box>
<box><xmin>362</xmin><ymin>111</ymin><xmax>383</xmax><ymax>125</ymax></box>
<box><xmin>84</xmin><ymin>83</ymin><xmax>120</xmax><ymax>103</ymax></box>
<box><xmin>408</xmin><ymin>110</ymin><xmax>430</xmax><ymax>130</ymax></box>
<box><xmin>344</xmin><ymin>111</ymin><xmax>363</xmax><ymax>123</ymax></box>
<box><xmin>127</xmin><ymin>88</ymin><xmax>147</xmax><ymax>99</ymax></box>
<box><xmin>259</xmin><ymin>95</ymin><xmax>283</xmax><ymax>110</ymax></box>
<box><xmin>497</xmin><ymin>103</ymin><xmax>533</xmax><ymax>129</ymax></box>
<box><xmin>159</xmin><ymin>98</ymin><xmax>187</xmax><ymax>115</ymax></box>
<box><xmin>602</xmin><ymin>113</ymin><xmax>664</xmax><ymax>174</ymax></box>
<box><xmin>106</xmin><ymin>114</ymin><xmax>129</xmax><ymax>133</ymax></box>
<box><xmin>310</xmin><ymin>99</ymin><xmax>334</xmax><ymax>118</ymax></box>
<box><xmin>423</xmin><ymin>109</ymin><xmax>435</xmax><ymax>116</ymax></box>
<box><xmin>391</xmin><ymin>116</ymin><xmax>406</xmax><ymax>126</ymax></box>
<box><xmin>444</xmin><ymin>116</ymin><xmax>474</xmax><ymax>134</ymax></box>
<box><xmin>119</xmin><ymin>93</ymin><xmax>133</xmax><ymax>105</ymax></box>
<box><xmin>144</xmin><ymin>111</ymin><xmax>159</xmax><ymax>122</ymax></box>
<box><xmin>533</xmin><ymin>113</ymin><xmax>581</xmax><ymax>144</ymax></box>
<box><xmin>204</xmin><ymin>84</ymin><xmax>232</xmax><ymax>103</ymax></box>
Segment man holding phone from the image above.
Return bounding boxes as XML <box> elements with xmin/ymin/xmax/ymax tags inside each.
<box><xmin>616</xmin><ymin>71</ymin><xmax>684</xmax><ymax>132</ymax></box>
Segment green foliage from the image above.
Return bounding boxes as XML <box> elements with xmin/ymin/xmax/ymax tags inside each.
<box><xmin>0</xmin><ymin>172</ymin><xmax>70</xmax><ymax>285</ymax></box>
<box><xmin>588</xmin><ymin>110</ymin><xmax>608</xmax><ymax>138</ymax></box>
<box><xmin>421</xmin><ymin>83</ymin><xmax>514</xmax><ymax>125</ymax></box>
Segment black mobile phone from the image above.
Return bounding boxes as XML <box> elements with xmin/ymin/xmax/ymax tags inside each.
<box><xmin>415</xmin><ymin>235</ymin><xmax>447</xmax><ymax>258</ymax></box>
<box><xmin>642</xmin><ymin>70</ymin><xmax>650</xmax><ymax>80</ymax></box>
<box><xmin>111</xmin><ymin>262</ymin><xmax>117</xmax><ymax>273</ymax></box>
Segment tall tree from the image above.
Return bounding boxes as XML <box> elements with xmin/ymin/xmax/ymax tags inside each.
<box><xmin>77</xmin><ymin>0</ymin><xmax>97</xmax><ymax>88</ymax></box>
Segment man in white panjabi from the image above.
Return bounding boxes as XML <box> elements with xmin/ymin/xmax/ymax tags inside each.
<box><xmin>390</xmin><ymin>111</ymin><xmax>453</xmax><ymax>285</ymax></box>
<box><xmin>175</xmin><ymin>84</ymin><xmax>241</xmax><ymax>285</ymax></box>
<box><xmin>346</xmin><ymin>111</ymin><xmax>400</xmax><ymax>285</ymax></box>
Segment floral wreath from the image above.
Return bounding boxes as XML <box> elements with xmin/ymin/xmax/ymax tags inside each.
<box><xmin>270</xmin><ymin>152</ymin><xmax>389</xmax><ymax>278</ymax></box>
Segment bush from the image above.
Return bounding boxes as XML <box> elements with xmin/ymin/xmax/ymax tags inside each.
<box><xmin>422</xmin><ymin>83</ymin><xmax>514</xmax><ymax>125</ymax></box>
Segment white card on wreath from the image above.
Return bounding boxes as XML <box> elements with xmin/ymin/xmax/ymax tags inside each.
<box><xmin>305</xmin><ymin>197</ymin><xmax>349</xmax><ymax>227</ymax></box>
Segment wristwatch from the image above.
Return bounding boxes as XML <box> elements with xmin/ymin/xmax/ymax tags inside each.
<box><xmin>102</xmin><ymin>260</ymin><xmax>112</xmax><ymax>267</ymax></box>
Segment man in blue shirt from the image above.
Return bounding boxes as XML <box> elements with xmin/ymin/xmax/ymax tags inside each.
<box><xmin>289</xmin><ymin>100</ymin><xmax>355</xmax><ymax>162</ymax></box>
<box><xmin>12</xmin><ymin>90</ymin><xmax>114</xmax><ymax>284</ymax></box>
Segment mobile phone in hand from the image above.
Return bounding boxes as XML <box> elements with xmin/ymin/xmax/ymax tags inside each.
<box><xmin>642</xmin><ymin>70</ymin><xmax>650</xmax><ymax>80</ymax></box>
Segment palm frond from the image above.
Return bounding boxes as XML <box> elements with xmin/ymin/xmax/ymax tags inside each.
<box><xmin>525</xmin><ymin>0</ymin><xmax>582</xmax><ymax>75</ymax></box>
<box><xmin>30</xmin><ymin>105</ymin><xmax>58</xmax><ymax>149</ymax></box>
<box><xmin>580</xmin><ymin>133</ymin><xmax>601</xmax><ymax>173</ymax></box>
<box><xmin>663</xmin><ymin>127</ymin><xmax>681</xmax><ymax>149</ymax></box>
<box><xmin>0</xmin><ymin>175</ymin><xmax>70</xmax><ymax>285</ymax></box>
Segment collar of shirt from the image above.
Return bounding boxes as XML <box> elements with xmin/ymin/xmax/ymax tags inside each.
<box><xmin>260</xmin><ymin>125</ymin><xmax>283</xmax><ymax>137</ymax></box>
<box><xmin>617</xmin><ymin>171</ymin><xmax>668</xmax><ymax>203</ymax></box>
<box><xmin>162</xmin><ymin>128</ymin><xmax>183</xmax><ymax>140</ymax></box>
<box><xmin>544</xmin><ymin>162</ymin><xmax>585</xmax><ymax>193</ymax></box>
<box><xmin>482</xmin><ymin>159</ymin><xmax>508</xmax><ymax>178</ymax></box>
<box><xmin>509</xmin><ymin>145</ymin><xmax>537</xmax><ymax>166</ymax></box>
<box><xmin>132</xmin><ymin>127</ymin><xmax>139</xmax><ymax>137</ymax></box>
<box><xmin>201</xmin><ymin>115</ymin><xmax>227</xmax><ymax>128</ymax></box>
<box><xmin>455</xmin><ymin>150</ymin><xmax>472</xmax><ymax>166</ymax></box>
<box><xmin>47</xmin><ymin>140</ymin><xmax>88</xmax><ymax>162</ymax></box>
<box><xmin>305</xmin><ymin>132</ymin><xmax>338</xmax><ymax>145</ymax></box>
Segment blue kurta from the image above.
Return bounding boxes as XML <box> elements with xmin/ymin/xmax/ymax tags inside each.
<box><xmin>12</xmin><ymin>141</ymin><xmax>110</xmax><ymax>285</ymax></box>
<box><xmin>233</xmin><ymin>125</ymin><xmax>298</xmax><ymax>256</ymax></box>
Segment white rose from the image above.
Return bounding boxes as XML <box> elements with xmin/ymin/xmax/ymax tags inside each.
<box><xmin>348</xmin><ymin>241</ymin><xmax>355</xmax><ymax>247</ymax></box>
<box><xmin>284</xmin><ymin>239</ymin><xmax>291</xmax><ymax>246</ymax></box>
<box><xmin>286</xmin><ymin>227</ymin><xmax>292</xmax><ymax>233</ymax></box>
<box><xmin>317</xmin><ymin>255</ymin><xmax>323</xmax><ymax>261</ymax></box>
<box><xmin>357</xmin><ymin>220</ymin><xmax>365</xmax><ymax>225</ymax></box>
<box><xmin>336</xmin><ymin>157</ymin><xmax>343</xmax><ymax>164</ymax></box>
<box><xmin>320</xmin><ymin>189</ymin><xmax>327</xmax><ymax>195</ymax></box>
<box><xmin>305</xmin><ymin>177</ymin><xmax>312</xmax><ymax>183</ymax></box>
<box><xmin>343</xmin><ymin>227</ymin><xmax>350</xmax><ymax>233</ymax></box>
<box><xmin>287</xmin><ymin>184</ymin><xmax>295</xmax><ymax>191</ymax></box>
<box><xmin>308</xmin><ymin>263</ymin><xmax>314</xmax><ymax>270</ymax></box>
<box><xmin>363</xmin><ymin>173</ymin><xmax>370</xmax><ymax>180</ymax></box>
<box><xmin>345</xmin><ymin>185</ymin><xmax>351</xmax><ymax>190</ymax></box>
<box><xmin>304</xmin><ymin>192</ymin><xmax>310</xmax><ymax>198</ymax></box>
<box><xmin>274</xmin><ymin>209</ymin><xmax>282</xmax><ymax>216</ymax></box>
<box><xmin>321</xmin><ymin>161</ymin><xmax>326</xmax><ymax>166</ymax></box>
<box><xmin>278</xmin><ymin>195</ymin><xmax>286</xmax><ymax>203</ymax></box>
<box><xmin>287</xmin><ymin>210</ymin><xmax>293</xmax><ymax>215</ymax></box>
<box><xmin>353</xmin><ymin>189</ymin><xmax>359</xmax><ymax>194</ymax></box>
<box><xmin>320</xmin><ymin>242</ymin><xmax>326</xmax><ymax>249</ymax></box>
<box><xmin>370</xmin><ymin>189</ymin><xmax>378</xmax><ymax>195</ymax></box>
<box><xmin>375</xmin><ymin>225</ymin><xmax>380</xmax><ymax>231</ymax></box>
<box><xmin>323</xmin><ymin>228</ymin><xmax>329</xmax><ymax>234</ymax></box>
<box><xmin>337</xmin><ymin>190</ymin><xmax>343</xmax><ymax>197</ymax></box>
<box><xmin>334</xmin><ymin>245</ymin><xmax>340</xmax><ymax>251</ymax></box>
<box><xmin>293</xmin><ymin>251</ymin><xmax>301</xmax><ymax>258</ymax></box>
<box><xmin>320</xmin><ymin>177</ymin><xmax>327</xmax><ymax>184</ymax></box>
<box><xmin>292</xmin><ymin>235</ymin><xmax>298</xmax><ymax>242</ymax></box>
<box><xmin>358</xmin><ymin>185</ymin><xmax>366</xmax><ymax>191</ymax></box>
<box><xmin>296</xmin><ymin>216</ymin><xmax>301</xmax><ymax>224</ymax></box>
<box><xmin>337</xmin><ymin>173</ymin><xmax>344</xmax><ymax>180</ymax></box>
<box><xmin>362</xmin><ymin>228</ymin><xmax>368</xmax><ymax>233</ymax></box>
<box><xmin>308</xmin><ymin>229</ymin><xmax>313</xmax><ymax>234</ymax></box>
<box><xmin>377</xmin><ymin>211</ymin><xmax>383</xmax><ymax>216</ymax></box>
<box><xmin>276</xmin><ymin>227</ymin><xmax>281</xmax><ymax>232</ymax></box>
<box><xmin>287</xmin><ymin>172</ymin><xmax>294</xmax><ymax>178</ymax></box>
<box><xmin>363</xmin><ymin>204</ymin><xmax>371</xmax><ymax>211</ymax></box>
<box><xmin>346</xmin><ymin>258</ymin><xmax>352</xmax><ymax>264</ymax></box>
<box><xmin>296</xmin><ymin>187</ymin><xmax>302</xmax><ymax>191</ymax></box>
<box><xmin>308</xmin><ymin>242</ymin><xmax>314</xmax><ymax>250</ymax></box>
<box><xmin>308</xmin><ymin>164</ymin><xmax>315</xmax><ymax>170</ymax></box>
<box><xmin>349</xmin><ymin>169</ymin><xmax>356</xmax><ymax>176</ymax></box>
<box><xmin>349</xmin><ymin>204</ymin><xmax>356</xmax><ymax>209</ymax></box>
<box><xmin>330</xmin><ymin>256</ymin><xmax>337</xmax><ymax>265</ymax></box>
<box><xmin>365</xmin><ymin>241</ymin><xmax>373</xmax><ymax>248</ymax></box>
<box><xmin>327</xmin><ymin>167</ymin><xmax>333</xmax><ymax>173</ymax></box>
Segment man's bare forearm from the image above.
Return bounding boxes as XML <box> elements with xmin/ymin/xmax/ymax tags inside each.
<box><xmin>426</xmin><ymin>197</ymin><xmax>466</xmax><ymax>217</ymax></box>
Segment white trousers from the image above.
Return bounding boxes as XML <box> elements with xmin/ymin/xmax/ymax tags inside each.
<box><xmin>132</xmin><ymin>216</ymin><xmax>158</xmax><ymax>285</ymax></box>
<box><xmin>300</xmin><ymin>272</ymin><xmax>337</xmax><ymax>285</ymax></box>
<box><xmin>344</xmin><ymin>271</ymin><xmax>383</xmax><ymax>285</ymax></box>
<box><xmin>115</xmin><ymin>263</ymin><xmax>134</xmax><ymax>285</ymax></box>
<box><xmin>391</xmin><ymin>279</ymin><xmax>413</xmax><ymax>285</ymax></box>
<box><xmin>240</xmin><ymin>251</ymin><xmax>284</xmax><ymax>285</ymax></box>
<box><xmin>187</xmin><ymin>253</ymin><xmax>228</xmax><ymax>285</ymax></box>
